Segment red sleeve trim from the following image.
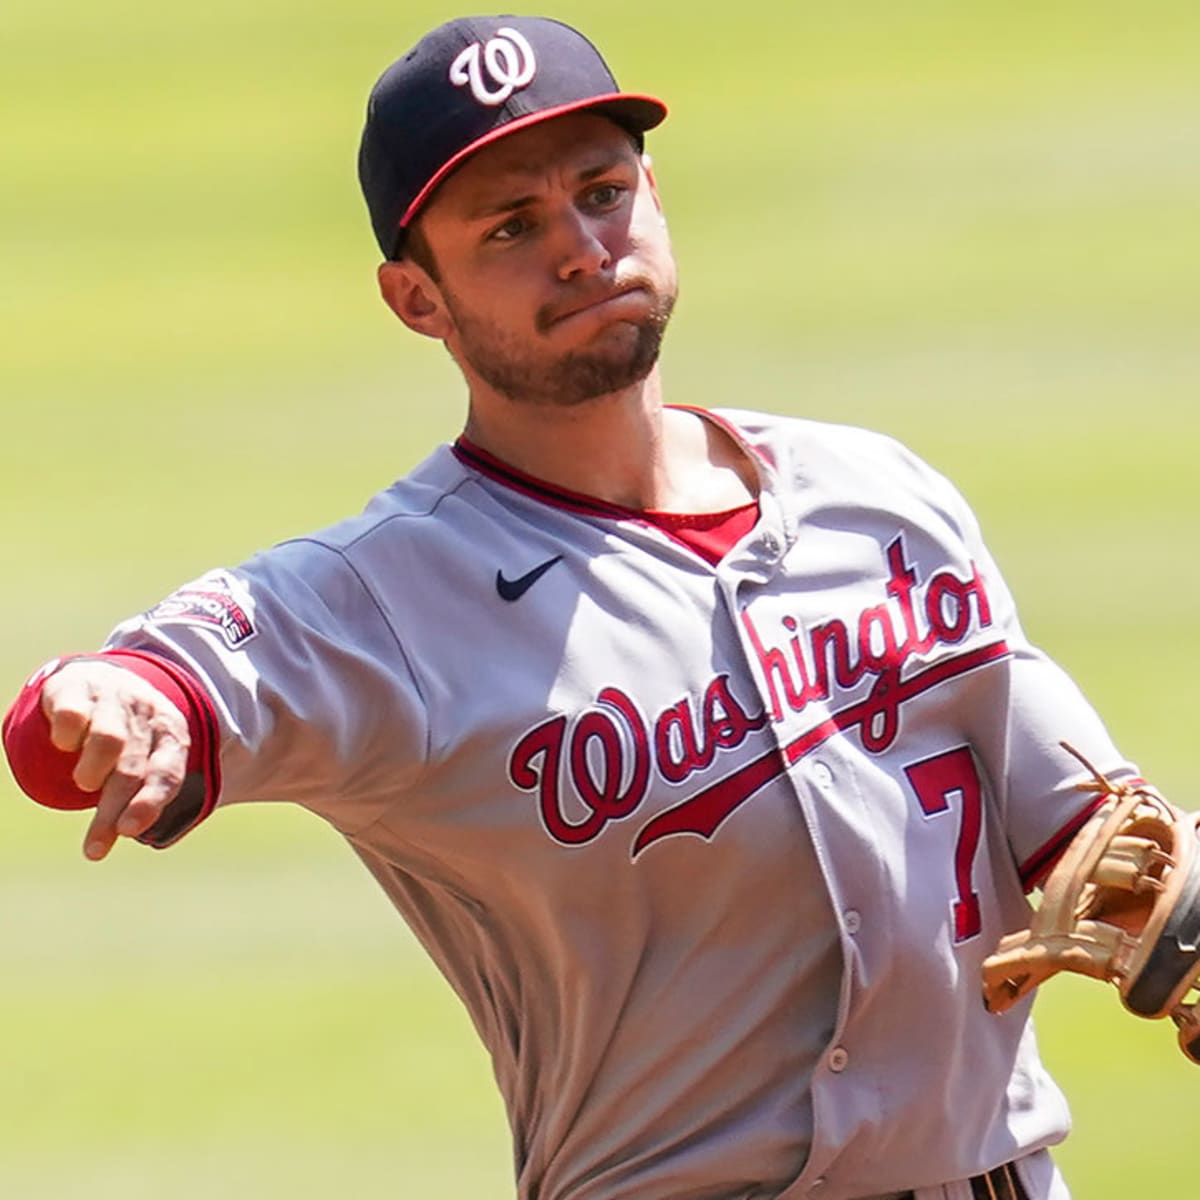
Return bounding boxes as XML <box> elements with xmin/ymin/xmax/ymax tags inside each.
<box><xmin>1018</xmin><ymin>794</ymin><xmax>1107</xmax><ymax>890</ymax></box>
<box><xmin>1018</xmin><ymin>774</ymin><xmax>1150</xmax><ymax>890</ymax></box>
<box><xmin>99</xmin><ymin>650</ymin><xmax>222</xmax><ymax>847</ymax></box>
<box><xmin>1</xmin><ymin>650</ymin><xmax>221</xmax><ymax>848</ymax></box>
<box><xmin>3</xmin><ymin>658</ymin><xmax>95</xmax><ymax>811</ymax></box>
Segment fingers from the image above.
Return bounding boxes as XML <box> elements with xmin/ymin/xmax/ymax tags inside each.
<box><xmin>41</xmin><ymin>667</ymin><xmax>97</xmax><ymax>754</ymax></box>
<box><xmin>83</xmin><ymin>726</ymin><xmax>188</xmax><ymax>861</ymax></box>
<box><xmin>73</xmin><ymin>690</ymin><xmax>138</xmax><ymax>793</ymax></box>
<box><xmin>120</xmin><ymin>730</ymin><xmax>189</xmax><ymax>835</ymax></box>
<box><xmin>39</xmin><ymin>661</ymin><xmax>190</xmax><ymax>861</ymax></box>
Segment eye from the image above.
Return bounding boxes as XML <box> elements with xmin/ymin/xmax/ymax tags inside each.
<box><xmin>585</xmin><ymin>183</ymin><xmax>625</xmax><ymax>209</ymax></box>
<box><xmin>488</xmin><ymin>214</ymin><xmax>531</xmax><ymax>243</ymax></box>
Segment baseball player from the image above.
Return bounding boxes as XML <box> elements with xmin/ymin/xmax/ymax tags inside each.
<box><xmin>0</xmin><ymin>15</ymin><xmax>1171</xmax><ymax>1200</ymax></box>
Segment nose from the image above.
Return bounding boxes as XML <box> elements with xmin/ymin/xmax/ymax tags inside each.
<box><xmin>553</xmin><ymin>209</ymin><xmax>612</xmax><ymax>281</ymax></box>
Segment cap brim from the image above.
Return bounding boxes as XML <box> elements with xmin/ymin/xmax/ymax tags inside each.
<box><xmin>397</xmin><ymin>92</ymin><xmax>668</xmax><ymax>237</ymax></box>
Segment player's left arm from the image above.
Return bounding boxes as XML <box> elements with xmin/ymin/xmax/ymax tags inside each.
<box><xmin>981</xmin><ymin>751</ymin><xmax>1200</xmax><ymax>1064</ymax></box>
<box><xmin>891</xmin><ymin>438</ymin><xmax>1140</xmax><ymax>870</ymax></box>
<box><xmin>907</xmin><ymin>451</ymin><xmax>1200</xmax><ymax>1060</ymax></box>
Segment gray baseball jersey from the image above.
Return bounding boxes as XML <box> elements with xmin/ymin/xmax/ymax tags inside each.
<box><xmin>104</xmin><ymin>408</ymin><xmax>1127</xmax><ymax>1200</ymax></box>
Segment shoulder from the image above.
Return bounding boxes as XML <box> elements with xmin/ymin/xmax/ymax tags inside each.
<box><xmin>238</xmin><ymin>441</ymin><xmax>484</xmax><ymax>580</ymax></box>
<box><xmin>709</xmin><ymin>407</ymin><xmax>942</xmax><ymax>488</ymax></box>
<box><xmin>286</xmin><ymin>443</ymin><xmax>475</xmax><ymax>558</ymax></box>
<box><xmin>197</xmin><ymin>443</ymin><xmax>473</xmax><ymax>617</ymax></box>
<box><xmin>710</xmin><ymin>406</ymin><xmax>983</xmax><ymax>541</ymax></box>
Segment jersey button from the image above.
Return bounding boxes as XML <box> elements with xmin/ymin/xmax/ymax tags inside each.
<box><xmin>761</xmin><ymin>532</ymin><xmax>781</xmax><ymax>556</ymax></box>
<box><xmin>811</xmin><ymin>761</ymin><xmax>834</xmax><ymax>789</ymax></box>
<box><xmin>843</xmin><ymin>909</ymin><xmax>862</xmax><ymax>934</ymax></box>
<box><xmin>828</xmin><ymin>1046</ymin><xmax>849</xmax><ymax>1073</ymax></box>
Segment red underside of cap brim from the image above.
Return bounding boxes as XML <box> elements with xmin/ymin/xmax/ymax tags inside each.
<box><xmin>398</xmin><ymin>92</ymin><xmax>668</xmax><ymax>232</ymax></box>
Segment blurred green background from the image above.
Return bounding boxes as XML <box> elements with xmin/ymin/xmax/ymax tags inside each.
<box><xmin>2</xmin><ymin>1</ymin><xmax>1199</xmax><ymax>1196</ymax></box>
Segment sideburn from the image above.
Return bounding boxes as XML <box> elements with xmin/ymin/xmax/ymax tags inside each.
<box><xmin>401</xmin><ymin>223</ymin><xmax>441</xmax><ymax>282</ymax></box>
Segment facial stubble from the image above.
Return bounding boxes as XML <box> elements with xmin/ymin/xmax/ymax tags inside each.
<box><xmin>444</xmin><ymin>282</ymin><xmax>677</xmax><ymax>407</ymax></box>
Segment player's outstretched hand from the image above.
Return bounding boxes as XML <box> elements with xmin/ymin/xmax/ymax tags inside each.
<box><xmin>40</xmin><ymin>660</ymin><xmax>190</xmax><ymax>861</ymax></box>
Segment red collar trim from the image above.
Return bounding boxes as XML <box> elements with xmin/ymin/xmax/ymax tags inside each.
<box><xmin>451</xmin><ymin>436</ymin><xmax>633</xmax><ymax>519</ymax></box>
<box><xmin>451</xmin><ymin>406</ymin><xmax>766</xmax><ymax>521</ymax></box>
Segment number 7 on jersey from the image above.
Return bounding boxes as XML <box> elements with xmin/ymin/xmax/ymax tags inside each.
<box><xmin>904</xmin><ymin>746</ymin><xmax>985</xmax><ymax>942</ymax></box>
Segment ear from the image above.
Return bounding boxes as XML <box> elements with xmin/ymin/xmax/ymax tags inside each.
<box><xmin>377</xmin><ymin>261</ymin><xmax>453</xmax><ymax>340</ymax></box>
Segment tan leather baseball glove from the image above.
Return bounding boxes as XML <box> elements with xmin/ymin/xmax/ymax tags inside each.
<box><xmin>981</xmin><ymin>744</ymin><xmax>1200</xmax><ymax>1063</ymax></box>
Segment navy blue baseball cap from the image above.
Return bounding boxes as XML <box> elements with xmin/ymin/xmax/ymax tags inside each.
<box><xmin>358</xmin><ymin>16</ymin><xmax>668</xmax><ymax>259</ymax></box>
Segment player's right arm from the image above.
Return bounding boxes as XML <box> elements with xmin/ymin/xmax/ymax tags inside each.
<box><xmin>7</xmin><ymin>543</ymin><xmax>429</xmax><ymax>857</ymax></box>
<box><xmin>3</xmin><ymin>652</ymin><xmax>218</xmax><ymax>861</ymax></box>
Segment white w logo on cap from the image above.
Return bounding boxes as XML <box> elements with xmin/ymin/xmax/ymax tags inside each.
<box><xmin>449</xmin><ymin>27</ymin><xmax>537</xmax><ymax>106</ymax></box>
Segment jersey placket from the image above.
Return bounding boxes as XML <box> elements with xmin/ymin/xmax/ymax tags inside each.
<box><xmin>717</xmin><ymin>508</ymin><xmax>889</xmax><ymax>1198</ymax></box>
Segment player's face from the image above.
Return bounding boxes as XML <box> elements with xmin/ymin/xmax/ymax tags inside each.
<box><xmin>390</xmin><ymin>113</ymin><xmax>678</xmax><ymax>406</ymax></box>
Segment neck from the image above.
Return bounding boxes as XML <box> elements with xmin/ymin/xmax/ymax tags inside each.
<box><xmin>461</xmin><ymin>369</ymin><xmax>758</xmax><ymax>513</ymax></box>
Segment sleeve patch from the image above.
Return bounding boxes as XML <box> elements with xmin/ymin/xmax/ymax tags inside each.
<box><xmin>145</xmin><ymin>572</ymin><xmax>257</xmax><ymax>649</ymax></box>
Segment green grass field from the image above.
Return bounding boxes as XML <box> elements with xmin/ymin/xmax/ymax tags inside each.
<box><xmin>3</xmin><ymin>1</ymin><xmax>1199</xmax><ymax>1195</ymax></box>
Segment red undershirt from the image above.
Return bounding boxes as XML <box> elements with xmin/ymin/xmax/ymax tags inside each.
<box><xmin>638</xmin><ymin>502</ymin><xmax>760</xmax><ymax>566</ymax></box>
<box><xmin>451</xmin><ymin>433</ymin><xmax>762</xmax><ymax>567</ymax></box>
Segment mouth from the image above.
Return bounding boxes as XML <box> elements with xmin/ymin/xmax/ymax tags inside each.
<box><xmin>541</xmin><ymin>285</ymin><xmax>648</xmax><ymax>331</ymax></box>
